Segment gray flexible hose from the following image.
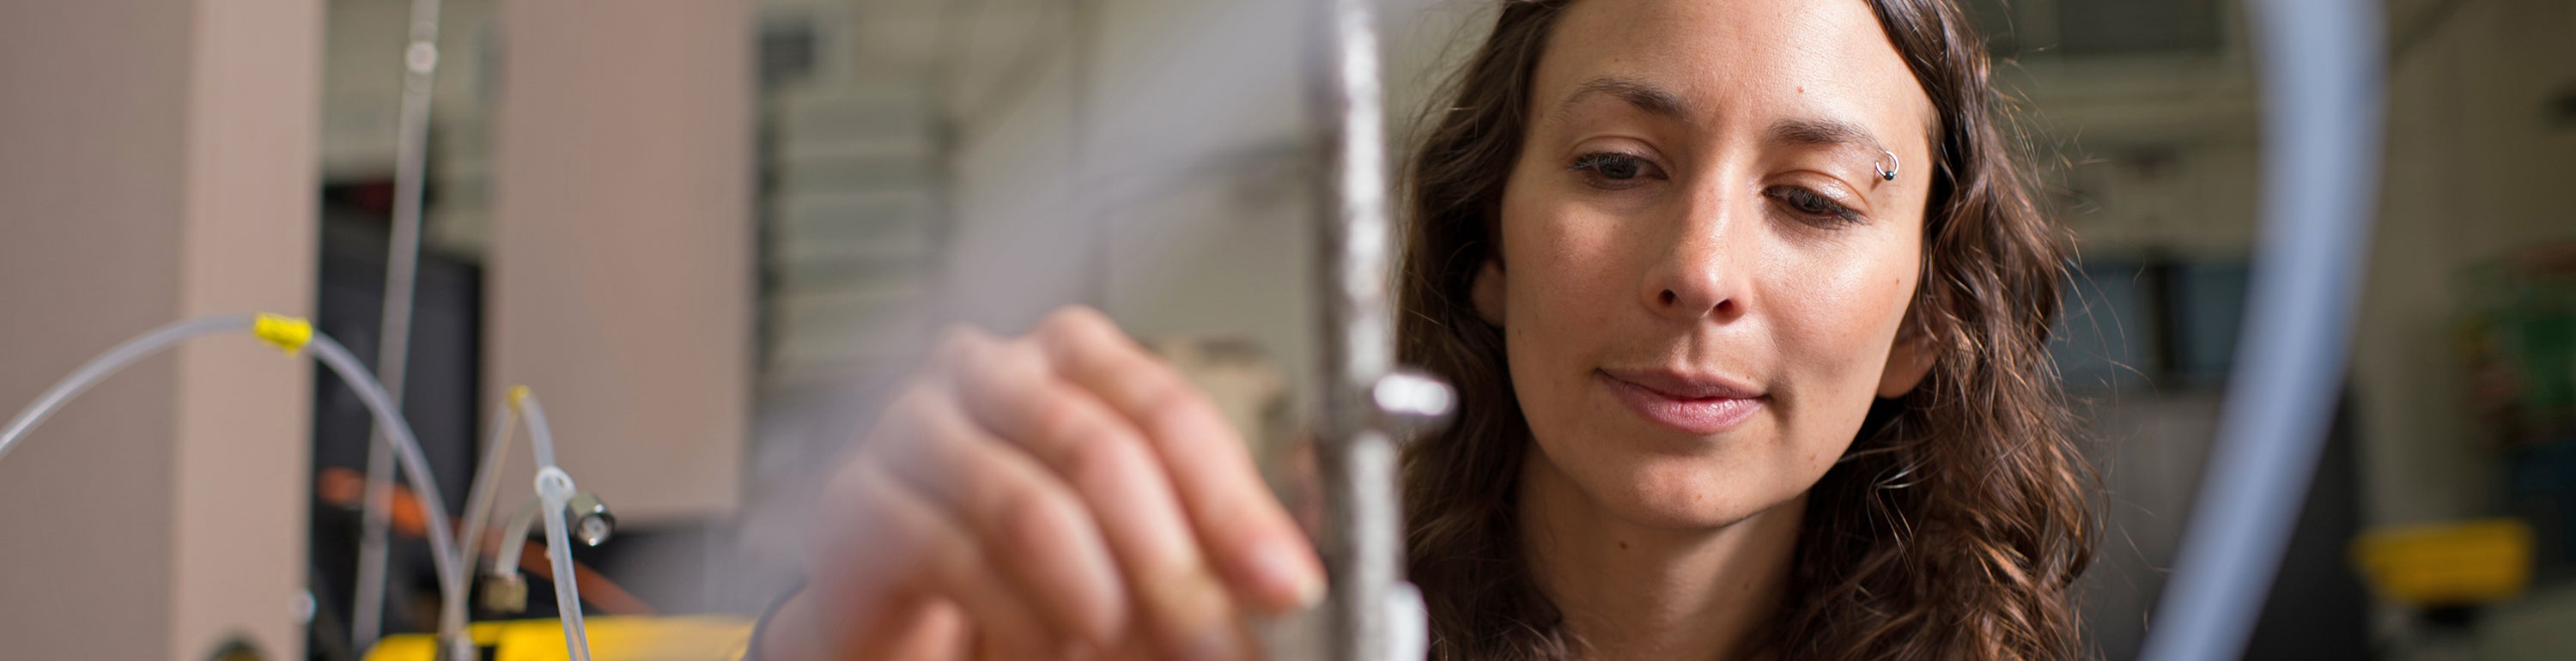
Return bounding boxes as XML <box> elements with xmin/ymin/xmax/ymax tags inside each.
<box><xmin>0</xmin><ymin>316</ymin><xmax>250</xmax><ymax>464</ymax></box>
<box><xmin>0</xmin><ymin>315</ymin><xmax>471</xmax><ymax>652</ymax></box>
<box><xmin>308</xmin><ymin>330</ymin><xmax>476</xmax><ymax>655</ymax></box>
<box><xmin>2136</xmin><ymin>1</ymin><xmax>2385</xmax><ymax>659</ymax></box>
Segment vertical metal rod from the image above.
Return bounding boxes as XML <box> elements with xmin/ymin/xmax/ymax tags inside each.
<box><xmin>1305</xmin><ymin>0</ymin><xmax>1414</xmax><ymax>658</ymax></box>
<box><xmin>352</xmin><ymin>0</ymin><xmax>446</xmax><ymax>652</ymax></box>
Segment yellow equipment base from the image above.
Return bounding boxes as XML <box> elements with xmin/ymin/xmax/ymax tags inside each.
<box><xmin>361</xmin><ymin>616</ymin><xmax>752</xmax><ymax>661</ymax></box>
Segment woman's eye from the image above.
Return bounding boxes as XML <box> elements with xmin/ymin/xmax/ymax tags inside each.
<box><xmin>1765</xmin><ymin>185</ymin><xmax>1862</xmax><ymax>224</ymax></box>
<box><xmin>1571</xmin><ymin>152</ymin><xmax>1660</xmax><ymax>188</ymax></box>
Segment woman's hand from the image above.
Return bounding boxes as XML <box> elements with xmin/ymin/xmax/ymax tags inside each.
<box><xmin>759</xmin><ymin>306</ymin><xmax>1326</xmax><ymax>660</ymax></box>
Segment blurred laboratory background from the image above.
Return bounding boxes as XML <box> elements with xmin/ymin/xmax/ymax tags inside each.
<box><xmin>2</xmin><ymin>0</ymin><xmax>2573</xmax><ymax>659</ymax></box>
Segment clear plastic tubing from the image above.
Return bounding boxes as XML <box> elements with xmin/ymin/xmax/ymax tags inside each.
<box><xmin>454</xmin><ymin>397</ymin><xmax>519</xmax><ymax>582</ymax></box>
<box><xmin>310</xmin><ymin>329</ymin><xmax>476</xmax><ymax>654</ymax></box>
<box><xmin>0</xmin><ymin>314</ymin><xmax>470</xmax><ymax>651</ymax></box>
<box><xmin>442</xmin><ymin>395</ymin><xmax>519</xmax><ymax>659</ymax></box>
<box><xmin>515</xmin><ymin>393</ymin><xmax>591</xmax><ymax>658</ymax></box>
<box><xmin>534</xmin><ymin>466</ymin><xmax>594</xmax><ymax>661</ymax></box>
<box><xmin>354</xmin><ymin>0</ymin><xmax>451</xmax><ymax>649</ymax></box>
<box><xmin>458</xmin><ymin>390</ymin><xmax>590</xmax><ymax>658</ymax></box>
<box><xmin>493</xmin><ymin>495</ymin><xmax>543</xmax><ymax>578</ymax></box>
<box><xmin>518</xmin><ymin>390</ymin><xmax>562</xmax><ymax>469</ymax></box>
<box><xmin>1</xmin><ymin>315</ymin><xmax>247</xmax><ymax>464</ymax></box>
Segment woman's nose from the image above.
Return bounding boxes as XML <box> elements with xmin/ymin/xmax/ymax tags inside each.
<box><xmin>1641</xmin><ymin>196</ymin><xmax>1747</xmax><ymax>322</ymax></box>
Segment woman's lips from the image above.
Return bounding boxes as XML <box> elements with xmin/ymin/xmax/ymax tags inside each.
<box><xmin>1597</xmin><ymin>369</ymin><xmax>1765</xmax><ymax>434</ymax></box>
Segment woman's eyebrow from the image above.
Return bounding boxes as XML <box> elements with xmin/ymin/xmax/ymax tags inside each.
<box><xmin>1552</xmin><ymin>76</ymin><xmax>1693</xmax><ymax>124</ymax></box>
<box><xmin>1765</xmin><ymin>117</ymin><xmax>1889</xmax><ymax>156</ymax></box>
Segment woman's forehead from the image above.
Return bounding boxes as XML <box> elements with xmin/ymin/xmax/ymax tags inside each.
<box><xmin>1528</xmin><ymin>0</ymin><xmax>1936</xmax><ymax>152</ymax></box>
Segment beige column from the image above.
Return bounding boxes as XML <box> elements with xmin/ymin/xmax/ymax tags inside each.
<box><xmin>0</xmin><ymin>1</ymin><xmax>321</xmax><ymax>659</ymax></box>
<box><xmin>487</xmin><ymin>0</ymin><xmax>754</xmax><ymax>524</ymax></box>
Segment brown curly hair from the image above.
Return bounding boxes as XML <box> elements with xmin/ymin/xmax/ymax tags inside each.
<box><xmin>1393</xmin><ymin>1</ymin><xmax>2096</xmax><ymax>658</ymax></box>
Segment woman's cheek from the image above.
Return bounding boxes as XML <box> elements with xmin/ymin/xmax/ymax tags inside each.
<box><xmin>1766</xmin><ymin>245</ymin><xmax>1916</xmax><ymax>405</ymax></box>
<box><xmin>1515</xmin><ymin>203</ymin><xmax>1627</xmax><ymax>318</ymax></box>
<box><xmin>1502</xmin><ymin>204</ymin><xmax>1631</xmax><ymax>409</ymax></box>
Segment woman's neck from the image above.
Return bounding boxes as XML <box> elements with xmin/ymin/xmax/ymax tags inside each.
<box><xmin>1516</xmin><ymin>451</ymin><xmax>1803</xmax><ymax>661</ymax></box>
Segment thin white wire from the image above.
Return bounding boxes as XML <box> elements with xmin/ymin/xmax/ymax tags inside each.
<box><xmin>0</xmin><ymin>315</ymin><xmax>470</xmax><ymax>652</ymax></box>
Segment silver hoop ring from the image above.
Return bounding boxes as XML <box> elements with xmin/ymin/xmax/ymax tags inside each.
<box><xmin>1874</xmin><ymin>150</ymin><xmax>1899</xmax><ymax>182</ymax></box>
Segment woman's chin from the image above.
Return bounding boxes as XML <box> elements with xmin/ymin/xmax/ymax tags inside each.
<box><xmin>1578</xmin><ymin>458</ymin><xmax>1793</xmax><ymax>531</ymax></box>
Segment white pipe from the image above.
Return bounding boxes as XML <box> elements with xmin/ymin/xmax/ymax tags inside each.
<box><xmin>2136</xmin><ymin>0</ymin><xmax>2385</xmax><ymax>659</ymax></box>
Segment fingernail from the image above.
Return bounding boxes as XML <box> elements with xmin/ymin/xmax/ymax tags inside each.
<box><xmin>1252</xmin><ymin>540</ymin><xmax>1326</xmax><ymax>609</ymax></box>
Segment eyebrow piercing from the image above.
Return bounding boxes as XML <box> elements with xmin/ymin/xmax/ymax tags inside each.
<box><xmin>1874</xmin><ymin>150</ymin><xmax>1899</xmax><ymax>181</ymax></box>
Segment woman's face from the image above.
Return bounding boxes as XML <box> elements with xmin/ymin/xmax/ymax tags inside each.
<box><xmin>1482</xmin><ymin>0</ymin><xmax>1938</xmax><ymax>531</ymax></box>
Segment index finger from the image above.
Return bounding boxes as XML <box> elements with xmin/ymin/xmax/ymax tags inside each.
<box><xmin>1030</xmin><ymin>306</ymin><xmax>1327</xmax><ymax>613</ymax></box>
